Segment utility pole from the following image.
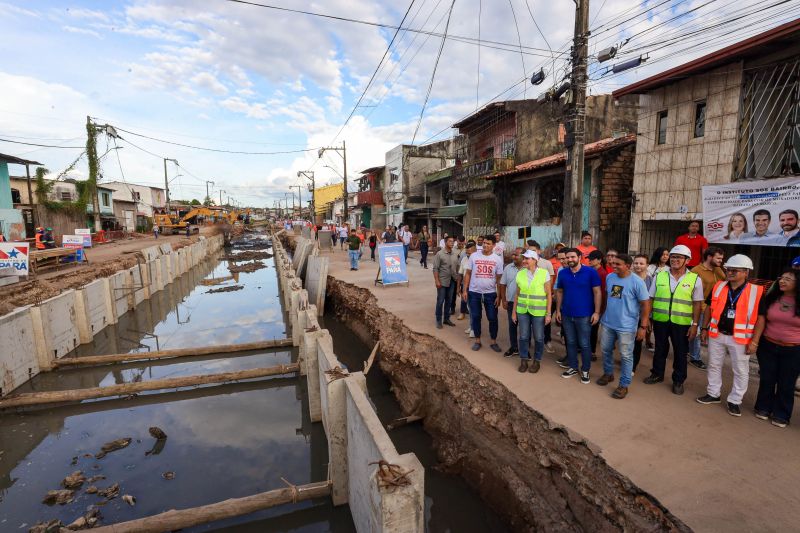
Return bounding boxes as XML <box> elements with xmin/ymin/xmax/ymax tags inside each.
<box><xmin>86</xmin><ymin>116</ymin><xmax>103</xmax><ymax>231</ymax></box>
<box><xmin>219</xmin><ymin>189</ymin><xmax>225</xmax><ymax>207</ymax></box>
<box><xmin>298</xmin><ymin>171</ymin><xmax>315</xmax><ymax>222</ymax></box>
<box><xmin>163</xmin><ymin>158</ymin><xmax>178</xmax><ymax>216</ymax></box>
<box><xmin>291</xmin><ymin>185</ymin><xmax>303</xmax><ymax>219</ymax></box>
<box><xmin>562</xmin><ymin>0</ymin><xmax>590</xmax><ymax>246</ymax></box>
<box><xmin>205</xmin><ymin>180</ymin><xmax>214</xmax><ymax>206</ymax></box>
<box><xmin>318</xmin><ymin>142</ymin><xmax>347</xmax><ymax>224</ymax></box>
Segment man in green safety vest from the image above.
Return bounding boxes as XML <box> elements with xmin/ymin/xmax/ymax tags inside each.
<box><xmin>644</xmin><ymin>244</ymin><xmax>704</xmax><ymax>395</ymax></box>
<box><xmin>512</xmin><ymin>250</ymin><xmax>552</xmax><ymax>373</ymax></box>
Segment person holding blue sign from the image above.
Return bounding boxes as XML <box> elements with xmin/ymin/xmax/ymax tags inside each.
<box><xmin>462</xmin><ymin>235</ymin><xmax>504</xmax><ymax>352</ymax></box>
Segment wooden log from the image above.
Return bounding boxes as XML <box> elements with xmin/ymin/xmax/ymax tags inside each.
<box><xmin>52</xmin><ymin>339</ymin><xmax>293</xmax><ymax>368</ymax></box>
<box><xmin>91</xmin><ymin>481</ymin><xmax>331</xmax><ymax>533</ymax></box>
<box><xmin>0</xmin><ymin>365</ymin><xmax>300</xmax><ymax>409</ymax></box>
<box><xmin>386</xmin><ymin>415</ymin><xmax>424</xmax><ymax>430</ymax></box>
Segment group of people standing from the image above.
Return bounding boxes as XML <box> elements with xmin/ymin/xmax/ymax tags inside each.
<box><xmin>429</xmin><ymin>225</ymin><xmax>800</xmax><ymax>427</ymax></box>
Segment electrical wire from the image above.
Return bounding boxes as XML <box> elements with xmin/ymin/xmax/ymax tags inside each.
<box><xmin>507</xmin><ymin>0</ymin><xmax>527</xmax><ymax>99</ymax></box>
<box><xmin>0</xmin><ymin>137</ymin><xmax>84</xmax><ymax>149</ymax></box>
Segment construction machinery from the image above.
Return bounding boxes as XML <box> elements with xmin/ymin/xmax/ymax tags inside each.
<box><xmin>154</xmin><ymin>207</ymin><xmax>252</xmax><ymax>234</ymax></box>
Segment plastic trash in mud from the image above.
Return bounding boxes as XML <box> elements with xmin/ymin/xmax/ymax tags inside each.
<box><xmin>95</xmin><ymin>438</ymin><xmax>131</xmax><ymax>459</ymax></box>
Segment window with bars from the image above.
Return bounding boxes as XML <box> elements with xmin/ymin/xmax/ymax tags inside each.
<box><xmin>694</xmin><ymin>101</ymin><xmax>706</xmax><ymax>138</ymax></box>
<box><xmin>735</xmin><ymin>56</ymin><xmax>800</xmax><ymax>180</ymax></box>
<box><xmin>538</xmin><ymin>179</ymin><xmax>564</xmax><ymax>221</ymax></box>
<box><xmin>656</xmin><ymin>110</ymin><xmax>668</xmax><ymax>145</ymax></box>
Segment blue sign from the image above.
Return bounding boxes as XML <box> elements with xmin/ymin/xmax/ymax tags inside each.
<box><xmin>377</xmin><ymin>243</ymin><xmax>408</xmax><ymax>286</ymax></box>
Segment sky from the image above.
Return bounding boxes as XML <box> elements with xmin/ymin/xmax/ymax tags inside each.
<box><xmin>0</xmin><ymin>0</ymin><xmax>797</xmax><ymax>208</ymax></box>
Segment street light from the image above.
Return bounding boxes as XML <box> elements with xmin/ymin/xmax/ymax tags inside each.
<box><xmin>163</xmin><ymin>158</ymin><xmax>179</xmax><ymax>214</ymax></box>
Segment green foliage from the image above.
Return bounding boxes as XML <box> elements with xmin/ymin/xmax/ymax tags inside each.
<box><xmin>34</xmin><ymin>167</ymin><xmax>53</xmax><ymax>205</ymax></box>
<box><xmin>190</xmin><ymin>199</ymin><xmax>201</xmax><ymax>205</ymax></box>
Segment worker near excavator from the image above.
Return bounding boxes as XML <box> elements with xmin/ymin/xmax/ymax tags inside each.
<box><xmin>34</xmin><ymin>227</ymin><xmax>45</xmax><ymax>250</ymax></box>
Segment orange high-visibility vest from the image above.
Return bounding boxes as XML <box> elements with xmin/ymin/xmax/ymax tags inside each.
<box><xmin>707</xmin><ymin>281</ymin><xmax>763</xmax><ymax>344</ymax></box>
<box><xmin>35</xmin><ymin>233</ymin><xmax>45</xmax><ymax>249</ymax></box>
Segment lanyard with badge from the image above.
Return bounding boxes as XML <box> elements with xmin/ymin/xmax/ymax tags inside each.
<box><xmin>726</xmin><ymin>284</ymin><xmax>745</xmax><ymax>319</ymax></box>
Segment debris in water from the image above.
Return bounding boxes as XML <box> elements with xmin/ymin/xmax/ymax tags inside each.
<box><xmin>370</xmin><ymin>460</ymin><xmax>413</xmax><ymax>489</ymax></box>
<box><xmin>95</xmin><ymin>438</ymin><xmax>131</xmax><ymax>459</ymax></box>
<box><xmin>148</xmin><ymin>427</ymin><xmax>167</xmax><ymax>440</ymax></box>
<box><xmin>122</xmin><ymin>494</ymin><xmax>136</xmax><ymax>506</ymax></box>
<box><xmin>162</xmin><ymin>471</ymin><xmax>175</xmax><ymax>480</ymax></box>
<box><xmin>97</xmin><ymin>483</ymin><xmax>119</xmax><ymax>499</ymax></box>
<box><xmin>228</xmin><ymin>261</ymin><xmax>266</xmax><ymax>273</ymax></box>
<box><xmin>85</xmin><ymin>486</ymin><xmax>98</xmax><ymax>494</ymax></box>
<box><xmin>87</xmin><ymin>475</ymin><xmax>105</xmax><ymax>483</ymax></box>
<box><xmin>28</xmin><ymin>518</ymin><xmax>63</xmax><ymax>532</ymax></box>
<box><xmin>42</xmin><ymin>489</ymin><xmax>74</xmax><ymax>505</ymax></box>
<box><xmin>70</xmin><ymin>456</ymin><xmax>78</xmax><ymax>466</ymax></box>
<box><xmin>205</xmin><ymin>285</ymin><xmax>244</xmax><ymax>294</ymax></box>
<box><xmin>66</xmin><ymin>508</ymin><xmax>101</xmax><ymax>530</ymax></box>
<box><xmin>61</xmin><ymin>470</ymin><xmax>86</xmax><ymax>489</ymax></box>
<box><xmin>225</xmin><ymin>251</ymin><xmax>273</xmax><ymax>261</ymax></box>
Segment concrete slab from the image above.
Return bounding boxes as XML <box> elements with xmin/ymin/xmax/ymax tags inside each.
<box><xmin>75</xmin><ymin>278</ymin><xmax>113</xmax><ymax>343</ymax></box>
<box><xmin>108</xmin><ymin>270</ymin><xmax>128</xmax><ymax>321</ymax></box>
<box><xmin>160</xmin><ymin>254</ymin><xmax>172</xmax><ymax>285</ymax></box>
<box><xmin>147</xmin><ymin>259</ymin><xmax>163</xmax><ymax>293</ymax></box>
<box><xmin>126</xmin><ymin>266</ymin><xmax>146</xmax><ymax>309</ymax></box>
<box><xmin>291</xmin><ymin>238</ymin><xmax>308</xmax><ymax>270</ymax></box>
<box><xmin>0</xmin><ymin>306</ymin><xmax>40</xmax><ymax>396</ymax></box>
<box><xmin>159</xmin><ymin>242</ymin><xmax>174</xmax><ymax>255</ymax></box>
<box><xmin>141</xmin><ymin>245</ymin><xmax>161</xmax><ymax>262</ymax></box>
<box><xmin>30</xmin><ymin>290</ymin><xmax>79</xmax><ymax>369</ymax></box>
<box><xmin>305</xmin><ymin>256</ymin><xmax>329</xmax><ymax>316</ymax></box>
<box><xmin>323</xmin><ymin>243</ymin><xmax>800</xmax><ymax>532</ymax></box>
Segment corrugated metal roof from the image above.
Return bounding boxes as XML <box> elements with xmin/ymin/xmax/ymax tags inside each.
<box><xmin>424</xmin><ymin>167</ymin><xmax>453</xmax><ymax>184</ymax></box>
<box><xmin>0</xmin><ymin>153</ymin><xmax>43</xmax><ymax>166</ymax></box>
<box><xmin>432</xmin><ymin>204</ymin><xmax>467</xmax><ymax>218</ymax></box>
<box><xmin>613</xmin><ymin>18</ymin><xmax>800</xmax><ymax>97</ymax></box>
<box><xmin>489</xmin><ymin>134</ymin><xmax>636</xmax><ymax>180</ymax></box>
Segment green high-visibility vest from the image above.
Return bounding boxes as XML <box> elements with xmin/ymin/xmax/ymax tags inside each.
<box><xmin>652</xmin><ymin>270</ymin><xmax>698</xmax><ymax>325</ymax></box>
<box><xmin>515</xmin><ymin>268</ymin><xmax>548</xmax><ymax>316</ymax></box>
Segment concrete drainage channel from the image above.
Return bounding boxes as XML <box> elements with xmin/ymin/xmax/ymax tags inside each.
<box><xmin>280</xmin><ymin>232</ymin><xmax>690</xmax><ymax>532</ymax></box>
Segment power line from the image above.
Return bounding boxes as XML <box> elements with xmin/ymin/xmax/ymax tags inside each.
<box><xmin>411</xmin><ymin>0</ymin><xmax>456</xmax><ymax>144</ymax></box>
<box><xmin>0</xmin><ymin>137</ymin><xmax>84</xmax><ymax>149</ymax></box>
<box><xmin>110</xmin><ymin>125</ymin><xmax>320</xmax><ymax>155</ymax></box>
<box><xmin>507</xmin><ymin>0</ymin><xmax>527</xmax><ymax>99</ymax></box>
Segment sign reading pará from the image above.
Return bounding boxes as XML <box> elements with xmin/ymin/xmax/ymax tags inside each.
<box><xmin>0</xmin><ymin>242</ymin><xmax>30</xmax><ymax>275</ymax></box>
<box><xmin>702</xmin><ymin>176</ymin><xmax>800</xmax><ymax>247</ymax></box>
<box><xmin>377</xmin><ymin>243</ymin><xmax>408</xmax><ymax>285</ymax></box>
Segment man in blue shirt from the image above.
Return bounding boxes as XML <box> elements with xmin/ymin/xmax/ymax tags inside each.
<box><xmin>555</xmin><ymin>248</ymin><xmax>602</xmax><ymax>383</ymax></box>
<box><xmin>597</xmin><ymin>253</ymin><xmax>651</xmax><ymax>399</ymax></box>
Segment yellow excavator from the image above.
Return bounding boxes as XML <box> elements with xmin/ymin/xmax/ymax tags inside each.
<box><xmin>154</xmin><ymin>207</ymin><xmax>251</xmax><ymax>234</ymax></box>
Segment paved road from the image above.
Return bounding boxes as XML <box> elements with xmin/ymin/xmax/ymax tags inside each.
<box><xmin>324</xmin><ymin>245</ymin><xmax>799</xmax><ymax>532</ymax></box>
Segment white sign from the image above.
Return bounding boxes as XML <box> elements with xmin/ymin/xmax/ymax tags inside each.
<box><xmin>74</xmin><ymin>228</ymin><xmax>92</xmax><ymax>247</ymax></box>
<box><xmin>62</xmin><ymin>235</ymin><xmax>84</xmax><ymax>246</ymax></box>
<box><xmin>0</xmin><ymin>242</ymin><xmax>30</xmax><ymax>275</ymax></box>
<box><xmin>702</xmin><ymin>176</ymin><xmax>800</xmax><ymax>247</ymax></box>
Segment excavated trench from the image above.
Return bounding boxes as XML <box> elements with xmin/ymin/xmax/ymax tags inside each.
<box><xmin>324</xmin><ymin>278</ymin><xmax>691</xmax><ymax>533</ymax></box>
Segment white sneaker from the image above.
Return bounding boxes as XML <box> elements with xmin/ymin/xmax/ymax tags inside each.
<box><xmin>464</xmin><ymin>327</ymin><xmax>471</xmax><ymax>334</ymax></box>
<box><xmin>545</xmin><ymin>342</ymin><xmax>554</xmax><ymax>353</ymax></box>
<box><xmin>468</xmin><ymin>329</ymin><xmax>475</xmax><ymax>338</ymax></box>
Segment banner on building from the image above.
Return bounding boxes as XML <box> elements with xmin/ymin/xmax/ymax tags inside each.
<box><xmin>75</xmin><ymin>228</ymin><xmax>93</xmax><ymax>247</ymax></box>
<box><xmin>376</xmin><ymin>243</ymin><xmax>408</xmax><ymax>286</ymax></box>
<box><xmin>0</xmin><ymin>242</ymin><xmax>29</xmax><ymax>275</ymax></box>
<box><xmin>702</xmin><ymin>176</ymin><xmax>800</xmax><ymax>247</ymax></box>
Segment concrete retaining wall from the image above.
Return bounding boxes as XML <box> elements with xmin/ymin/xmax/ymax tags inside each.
<box><xmin>272</xmin><ymin>230</ymin><xmax>424</xmax><ymax>532</ymax></box>
<box><xmin>0</xmin><ymin>234</ymin><xmax>225</xmax><ymax>397</ymax></box>
<box><xmin>0</xmin><ymin>306</ymin><xmax>39</xmax><ymax>395</ymax></box>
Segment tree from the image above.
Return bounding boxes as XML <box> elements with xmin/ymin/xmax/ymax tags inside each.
<box><xmin>190</xmin><ymin>199</ymin><xmax>201</xmax><ymax>206</ymax></box>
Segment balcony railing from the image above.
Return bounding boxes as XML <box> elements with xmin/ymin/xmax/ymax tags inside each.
<box><xmin>450</xmin><ymin>158</ymin><xmax>514</xmax><ymax>193</ymax></box>
<box><xmin>355</xmin><ymin>189</ymin><xmax>384</xmax><ymax>206</ymax></box>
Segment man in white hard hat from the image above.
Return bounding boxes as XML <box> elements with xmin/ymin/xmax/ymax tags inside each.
<box><xmin>645</xmin><ymin>244</ymin><xmax>704</xmax><ymax>395</ymax></box>
<box><xmin>697</xmin><ymin>254</ymin><xmax>764</xmax><ymax>416</ymax></box>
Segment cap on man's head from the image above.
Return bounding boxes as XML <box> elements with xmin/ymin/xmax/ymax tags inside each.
<box><xmin>522</xmin><ymin>250</ymin><xmax>539</xmax><ymax>260</ymax></box>
<box><xmin>792</xmin><ymin>255</ymin><xmax>800</xmax><ymax>267</ymax></box>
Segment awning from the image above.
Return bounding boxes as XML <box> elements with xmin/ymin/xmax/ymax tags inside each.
<box><xmin>424</xmin><ymin>167</ymin><xmax>453</xmax><ymax>184</ymax></box>
<box><xmin>432</xmin><ymin>204</ymin><xmax>467</xmax><ymax>218</ymax></box>
<box><xmin>376</xmin><ymin>207</ymin><xmax>425</xmax><ymax>215</ymax></box>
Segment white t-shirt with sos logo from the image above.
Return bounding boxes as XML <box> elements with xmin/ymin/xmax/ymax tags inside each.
<box><xmin>467</xmin><ymin>252</ymin><xmax>504</xmax><ymax>294</ymax></box>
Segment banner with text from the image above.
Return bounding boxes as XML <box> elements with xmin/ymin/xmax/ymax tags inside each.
<box><xmin>377</xmin><ymin>243</ymin><xmax>408</xmax><ymax>285</ymax></box>
<box><xmin>702</xmin><ymin>176</ymin><xmax>800</xmax><ymax>247</ymax></box>
<box><xmin>0</xmin><ymin>242</ymin><xmax>30</xmax><ymax>275</ymax></box>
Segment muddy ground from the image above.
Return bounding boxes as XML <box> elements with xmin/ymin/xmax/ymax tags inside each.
<box><xmin>325</xmin><ymin>278</ymin><xmax>689</xmax><ymax>532</ymax></box>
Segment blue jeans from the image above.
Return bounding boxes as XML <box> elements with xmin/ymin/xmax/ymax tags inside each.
<box><xmin>562</xmin><ymin>315</ymin><xmax>592</xmax><ymax>372</ymax></box>
<box><xmin>506</xmin><ymin>305</ymin><xmax>518</xmax><ymax>351</ymax></box>
<box><xmin>689</xmin><ymin>310</ymin><xmax>704</xmax><ymax>361</ymax></box>
<box><xmin>348</xmin><ymin>250</ymin><xmax>359</xmax><ymax>269</ymax></box>
<box><xmin>602</xmin><ymin>327</ymin><xmax>636</xmax><ymax>387</ymax></box>
<box><xmin>403</xmin><ymin>244</ymin><xmax>409</xmax><ymax>261</ymax></box>
<box><xmin>468</xmin><ymin>291</ymin><xmax>498</xmax><ymax>341</ymax></box>
<box><xmin>518</xmin><ymin>313</ymin><xmax>545</xmax><ymax>360</ymax></box>
<box><xmin>435</xmin><ymin>284</ymin><xmax>454</xmax><ymax>323</ymax></box>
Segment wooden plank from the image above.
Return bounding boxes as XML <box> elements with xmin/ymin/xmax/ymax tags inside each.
<box><xmin>52</xmin><ymin>339</ymin><xmax>293</xmax><ymax>368</ymax></box>
<box><xmin>91</xmin><ymin>481</ymin><xmax>331</xmax><ymax>533</ymax></box>
<box><xmin>0</xmin><ymin>364</ymin><xmax>300</xmax><ymax>409</ymax></box>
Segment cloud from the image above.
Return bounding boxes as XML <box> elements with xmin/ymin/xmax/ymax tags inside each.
<box><xmin>62</xmin><ymin>25</ymin><xmax>102</xmax><ymax>38</ymax></box>
<box><xmin>191</xmin><ymin>72</ymin><xmax>228</xmax><ymax>96</ymax></box>
<box><xmin>0</xmin><ymin>2</ymin><xmax>39</xmax><ymax>18</ymax></box>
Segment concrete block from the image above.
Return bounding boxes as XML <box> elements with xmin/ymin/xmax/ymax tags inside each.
<box><xmin>30</xmin><ymin>290</ymin><xmax>80</xmax><ymax>369</ymax></box>
<box><xmin>291</xmin><ymin>238</ymin><xmax>307</xmax><ymax>270</ymax></box>
<box><xmin>141</xmin><ymin>245</ymin><xmax>161</xmax><ymax>262</ymax></box>
<box><xmin>75</xmin><ymin>278</ymin><xmax>113</xmax><ymax>344</ymax></box>
<box><xmin>126</xmin><ymin>266</ymin><xmax>146</xmax><ymax>309</ymax></box>
<box><xmin>108</xmin><ymin>270</ymin><xmax>128</xmax><ymax>321</ymax></box>
<box><xmin>0</xmin><ymin>306</ymin><xmax>40</xmax><ymax>396</ymax></box>
<box><xmin>345</xmin><ymin>379</ymin><xmax>424</xmax><ymax>532</ymax></box>
<box><xmin>170</xmin><ymin>252</ymin><xmax>180</xmax><ymax>277</ymax></box>
<box><xmin>160</xmin><ymin>254</ymin><xmax>173</xmax><ymax>285</ymax></box>
<box><xmin>147</xmin><ymin>259</ymin><xmax>163</xmax><ymax>293</ymax></box>
<box><xmin>159</xmin><ymin>242</ymin><xmax>174</xmax><ymax>255</ymax></box>
<box><xmin>305</xmin><ymin>256</ymin><xmax>329</xmax><ymax>316</ymax></box>
<box><xmin>301</xmin><ymin>329</ymin><xmax>324</xmax><ymax>423</ymax></box>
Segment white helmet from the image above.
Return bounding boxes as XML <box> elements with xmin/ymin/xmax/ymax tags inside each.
<box><xmin>669</xmin><ymin>244</ymin><xmax>692</xmax><ymax>258</ymax></box>
<box><xmin>724</xmin><ymin>254</ymin><xmax>753</xmax><ymax>270</ymax></box>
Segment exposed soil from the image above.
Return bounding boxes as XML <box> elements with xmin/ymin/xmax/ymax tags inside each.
<box><xmin>325</xmin><ymin>277</ymin><xmax>689</xmax><ymax>532</ymax></box>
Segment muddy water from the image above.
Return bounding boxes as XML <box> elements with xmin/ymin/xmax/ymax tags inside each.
<box><xmin>0</xmin><ymin>237</ymin><xmax>356</xmax><ymax>532</ymax></box>
<box><xmin>321</xmin><ymin>316</ymin><xmax>507</xmax><ymax>532</ymax></box>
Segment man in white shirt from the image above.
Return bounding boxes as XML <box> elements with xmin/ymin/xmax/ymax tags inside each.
<box><xmin>462</xmin><ymin>235</ymin><xmax>504</xmax><ymax>352</ymax></box>
<box><xmin>397</xmin><ymin>224</ymin><xmax>412</xmax><ymax>263</ymax></box>
<box><xmin>337</xmin><ymin>225</ymin><xmax>349</xmax><ymax>250</ymax></box>
<box><xmin>493</xmin><ymin>231</ymin><xmax>506</xmax><ymax>258</ymax></box>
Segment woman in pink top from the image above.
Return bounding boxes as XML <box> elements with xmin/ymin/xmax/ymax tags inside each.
<box><xmin>749</xmin><ymin>269</ymin><xmax>800</xmax><ymax>427</ymax></box>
